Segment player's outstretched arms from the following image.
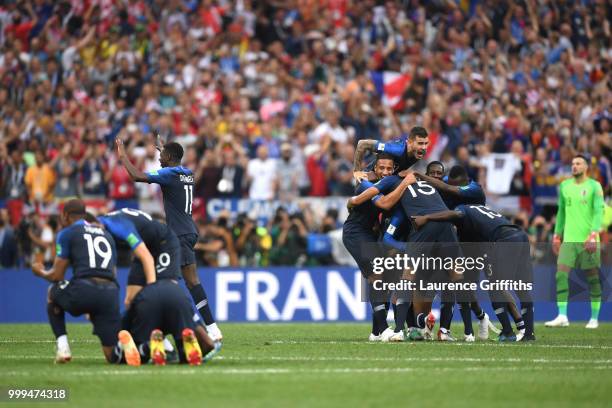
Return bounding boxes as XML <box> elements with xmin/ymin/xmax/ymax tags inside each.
<box><xmin>415</xmin><ymin>172</ymin><xmax>461</xmax><ymax>196</ymax></box>
<box><xmin>132</xmin><ymin>243</ymin><xmax>157</xmax><ymax>285</ymax></box>
<box><xmin>32</xmin><ymin>257</ymin><xmax>69</xmax><ymax>282</ymax></box>
<box><xmin>348</xmin><ymin>186</ymin><xmax>381</xmax><ymax>207</ymax></box>
<box><xmin>373</xmin><ymin>173</ymin><xmax>416</xmax><ymax>210</ymax></box>
<box><xmin>116</xmin><ymin>138</ymin><xmax>148</xmax><ymax>182</ymax></box>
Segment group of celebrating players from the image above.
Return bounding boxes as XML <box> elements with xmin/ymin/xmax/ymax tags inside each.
<box><xmin>344</xmin><ymin>126</ymin><xmax>605</xmax><ymax>342</ymax></box>
<box><xmin>31</xmin><ymin>124</ymin><xmax>605</xmax><ymax>363</ymax></box>
<box><xmin>32</xmin><ymin>139</ymin><xmax>222</xmax><ymax>365</ymax></box>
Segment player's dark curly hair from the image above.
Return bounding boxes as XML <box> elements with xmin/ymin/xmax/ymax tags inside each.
<box><xmin>448</xmin><ymin>165</ymin><xmax>468</xmax><ymax>181</ymax></box>
<box><xmin>408</xmin><ymin>126</ymin><xmax>428</xmax><ymax>139</ymax></box>
<box><xmin>375</xmin><ymin>152</ymin><xmax>395</xmax><ymax>164</ymax></box>
<box><xmin>163</xmin><ymin>142</ymin><xmax>184</xmax><ymax>163</ymax></box>
<box><xmin>63</xmin><ymin>199</ymin><xmax>86</xmax><ymax>216</ymax></box>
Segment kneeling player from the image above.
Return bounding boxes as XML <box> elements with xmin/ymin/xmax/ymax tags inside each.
<box><xmin>32</xmin><ymin>199</ymin><xmax>123</xmax><ymax>363</ymax></box>
<box><xmin>91</xmin><ymin>209</ymin><xmax>219</xmax><ymax>365</ymax></box>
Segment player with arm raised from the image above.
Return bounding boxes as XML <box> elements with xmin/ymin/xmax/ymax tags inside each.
<box><xmin>116</xmin><ymin>138</ymin><xmax>222</xmax><ymax>341</ymax></box>
<box><xmin>546</xmin><ymin>155</ymin><xmax>605</xmax><ymax>329</ymax></box>
<box><xmin>31</xmin><ymin>199</ymin><xmax>127</xmax><ymax>364</ymax></box>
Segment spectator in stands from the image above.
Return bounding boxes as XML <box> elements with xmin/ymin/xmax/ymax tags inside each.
<box><xmin>0</xmin><ymin>208</ymin><xmax>17</xmax><ymax>267</ymax></box>
<box><xmin>247</xmin><ymin>145</ymin><xmax>276</xmax><ymax>201</ymax></box>
<box><xmin>276</xmin><ymin>142</ymin><xmax>302</xmax><ymax>202</ymax></box>
<box><xmin>51</xmin><ymin>143</ymin><xmax>79</xmax><ymax>203</ymax></box>
<box><xmin>24</xmin><ymin>149</ymin><xmax>55</xmax><ymax>214</ymax></box>
<box><xmin>0</xmin><ymin>0</ymin><xmax>610</xmax><ymax>266</ymax></box>
<box><xmin>2</xmin><ymin>144</ymin><xmax>27</xmax><ymax>227</ymax></box>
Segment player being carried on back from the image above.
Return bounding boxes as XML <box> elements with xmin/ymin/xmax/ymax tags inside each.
<box><xmin>116</xmin><ymin>136</ymin><xmax>222</xmax><ymax>342</ymax></box>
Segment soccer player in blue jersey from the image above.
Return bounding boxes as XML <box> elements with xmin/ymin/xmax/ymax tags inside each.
<box><xmin>343</xmin><ymin>153</ymin><xmax>416</xmax><ymax>341</ymax></box>
<box><xmin>116</xmin><ymin>138</ymin><xmax>222</xmax><ymax>341</ymax></box>
<box><xmin>353</xmin><ymin>126</ymin><xmax>429</xmax><ymax>181</ymax></box>
<box><xmin>90</xmin><ymin>209</ymin><xmax>219</xmax><ymax>365</ymax></box>
<box><xmin>31</xmin><ymin>199</ymin><xmax>129</xmax><ymax>364</ymax></box>
<box><xmin>416</xmin><ymin>164</ymin><xmax>498</xmax><ymax>341</ymax></box>
<box><xmin>412</xmin><ymin>203</ymin><xmax>535</xmax><ymax>342</ymax></box>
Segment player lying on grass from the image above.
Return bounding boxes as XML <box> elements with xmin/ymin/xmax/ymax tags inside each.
<box><xmin>116</xmin><ymin>137</ymin><xmax>222</xmax><ymax>341</ymax></box>
<box><xmin>87</xmin><ymin>210</ymin><xmax>221</xmax><ymax>366</ymax></box>
<box><xmin>343</xmin><ymin>153</ymin><xmax>416</xmax><ymax>341</ymax></box>
<box><xmin>547</xmin><ymin>154</ymin><xmax>605</xmax><ymax>329</ymax></box>
<box><xmin>412</xmin><ymin>201</ymin><xmax>535</xmax><ymax>342</ymax></box>
<box><xmin>31</xmin><ymin>199</ymin><xmax>127</xmax><ymax>363</ymax></box>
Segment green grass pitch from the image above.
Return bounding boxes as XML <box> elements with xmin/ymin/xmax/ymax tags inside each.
<box><xmin>1</xmin><ymin>323</ymin><xmax>611</xmax><ymax>408</ymax></box>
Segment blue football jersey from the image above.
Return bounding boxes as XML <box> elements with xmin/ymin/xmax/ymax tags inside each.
<box><xmin>99</xmin><ymin>208</ymin><xmax>181</xmax><ymax>281</ymax></box>
<box><xmin>442</xmin><ymin>180</ymin><xmax>486</xmax><ymax>209</ymax></box>
<box><xmin>454</xmin><ymin>204</ymin><xmax>515</xmax><ymax>242</ymax></box>
<box><xmin>56</xmin><ymin>220</ymin><xmax>117</xmax><ymax>280</ymax></box>
<box><xmin>375</xmin><ymin>140</ymin><xmax>418</xmax><ymax>172</ymax></box>
<box><xmin>99</xmin><ymin>208</ymin><xmax>172</xmax><ymax>252</ymax></box>
<box><xmin>146</xmin><ymin>166</ymin><xmax>198</xmax><ymax>237</ymax></box>
<box><xmin>345</xmin><ymin>175</ymin><xmax>402</xmax><ymax>232</ymax></box>
<box><xmin>400</xmin><ymin>180</ymin><xmax>448</xmax><ymax>216</ymax></box>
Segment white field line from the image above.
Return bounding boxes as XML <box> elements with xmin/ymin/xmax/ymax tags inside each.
<box><xmin>2</xmin><ymin>338</ymin><xmax>612</xmax><ymax>350</ymax></box>
<box><xmin>265</xmin><ymin>340</ymin><xmax>612</xmax><ymax>350</ymax></box>
<box><xmin>1</xmin><ymin>354</ymin><xmax>611</xmax><ymax>366</ymax></box>
<box><xmin>2</xmin><ymin>365</ymin><xmax>612</xmax><ymax>378</ymax></box>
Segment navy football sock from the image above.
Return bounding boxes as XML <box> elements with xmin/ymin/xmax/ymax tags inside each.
<box><xmin>440</xmin><ymin>302</ymin><xmax>454</xmax><ymax>330</ymax></box>
<box><xmin>406</xmin><ymin>302</ymin><xmax>416</xmax><ymax>328</ymax></box>
<box><xmin>459</xmin><ymin>302</ymin><xmax>473</xmax><ymax>335</ymax></box>
<box><xmin>372</xmin><ymin>302</ymin><xmax>388</xmax><ymax>335</ymax></box>
<box><xmin>189</xmin><ymin>284</ymin><xmax>215</xmax><ymax>325</ymax></box>
<box><xmin>394</xmin><ymin>301</ymin><xmax>409</xmax><ymax>333</ymax></box>
<box><xmin>471</xmin><ymin>302</ymin><xmax>485</xmax><ymax>320</ymax></box>
<box><xmin>492</xmin><ymin>302</ymin><xmax>514</xmax><ymax>335</ymax></box>
<box><xmin>521</xmin><ymin>301</ymin><xmax>534</xmax><ymax>336</ymax></box>
<box><xmin>47</xmin><ymin>303</ymin><xmax>66</xmax><ymax>338</ymax></box>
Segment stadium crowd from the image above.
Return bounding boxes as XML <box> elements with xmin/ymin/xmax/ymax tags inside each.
<box><xmin>0</xmin><ymin>0</ymin><xmax>610</xmax><ymax>268</ymax></box>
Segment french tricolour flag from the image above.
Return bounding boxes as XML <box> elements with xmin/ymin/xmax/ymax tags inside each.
<box><xmin>370</xmin><ymin>71</ymin><xmax>412</xmax><ymax>109</ymax></box>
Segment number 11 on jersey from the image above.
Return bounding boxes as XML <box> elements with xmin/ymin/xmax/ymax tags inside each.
<box><xmin>184</xmin><ymin>185</ymin><xmax>193</xmax><ymax>215</ymax></box>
